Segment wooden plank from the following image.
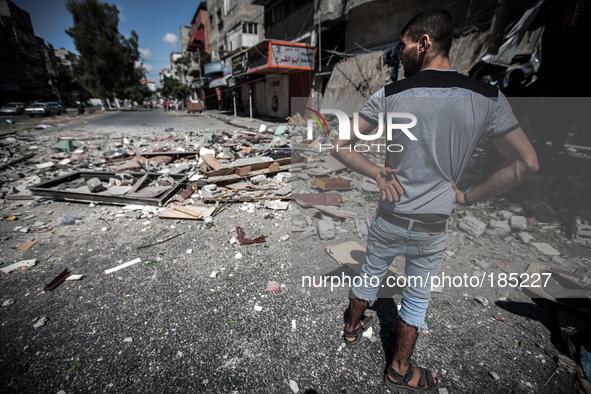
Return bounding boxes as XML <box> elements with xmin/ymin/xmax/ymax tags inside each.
<box><xmin>268</xmin><ymin>162</ymin><xmax>280</xmax><ymax>172</ymax></box>
<box><xmin>205</xmin><ymin>164</ymin><xmax>293</xmax><ymax>183</ymax></box>
<box><xmin>124</xmin><ymin>173</ymin><xmax>149</xmax><ymax>196</ymax></box>
<box><xmin>235</xmin><ymin>166</ymin><xmax>251</xmax><ymax>176</ymax></box>
<box><xmin>226</xmin><ymin>182</ymin><xmax>248</xmax><ymax>190</ymax></box>
<box><xmin>173</xmin><ymin>206</ymin><xmax>204</xmax><ymax>219</ymax></box>
<box><xmin>293</xmin><ymin>192</ymin><xmax>342</xmax><ymax>207</ymax></box>
<box><xmin>205</xmin><ymin>157</ymin><xmax>291</xmax><ymax>177</ymax></box>
<box><xmin>312</xmin><ymin>205</ymin><xmax>354</xmax><ymax>218</ymax></box>
<box><xmin>201</xmin><ymin>153</ymin><xmax>226</xmax><ymax>171</ymax></box>
<box><xmin>158</xmin><ymin>206</ymin><xmax>214</xmax><ymax>219</ymax></box>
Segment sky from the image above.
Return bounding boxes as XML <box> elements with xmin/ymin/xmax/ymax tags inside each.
<box><xmin>13</xmin><ymin>0</ymin><xmax>205</xmax><ymax>85</ymax></box>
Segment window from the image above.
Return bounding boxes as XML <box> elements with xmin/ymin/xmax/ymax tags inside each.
<box><xmin>209</xmin><ymin>15</ymin><xmax>213</xmax><ymax>25</ymax></box>
<box><xmin>217</xmin><ymin>9</ymin><xmax>221</xmax><ymax>19</ymax></box>
<box><xmin>218</xmin><ymin>21</ymin><xmax>224</xmax><ymax>31</ymax></box>
<box><xmin>224</xmin><ymin>0</ymin><xmax>236</xmax><ymax>15</ymax></box>
<box><xmin>242</xmin><ymin>23</ymin><xmax>258</xmax><ymax>35</ymax></box>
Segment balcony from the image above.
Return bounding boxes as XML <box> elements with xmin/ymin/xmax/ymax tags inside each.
<box><xmin>187</xmin><ymin>29</ymin><xmax>205</xmax><ymax>52</ymax></box>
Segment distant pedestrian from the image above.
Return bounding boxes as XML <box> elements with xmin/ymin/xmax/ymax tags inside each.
<box><xmin>163</xmin><ymin>99</ymin><xmax>168</xmax><ymax>112</ymax></box>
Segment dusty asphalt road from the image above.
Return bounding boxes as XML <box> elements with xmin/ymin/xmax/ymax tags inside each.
<box><xmin>0</xmin><ymin>109</ymin><xmax>583</xmax><ymax>394</ymax></box>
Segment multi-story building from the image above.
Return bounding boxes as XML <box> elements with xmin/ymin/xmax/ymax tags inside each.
<box><xmin>0</xmin><ymin>0</ymin><xmax>54</xmax><ymax>104</ymax></box>
<box><xmin>205</xmin><ymin>0</ymin><xmax>264</xmax><ymax>110</ymax></box>
<box><xmin>185</xmin><ymin>2</ymin><xmax>211</xmax><ymax>103</ymax></box>
<box><xmin>159</xmin><ymin>68</ymin><xmax>177</xmax><ymax>86</ymax></box>
<box><xmin>141</xmin><ymin>80</ymin><xmax>157</xmax><ymax>92</ymax></box>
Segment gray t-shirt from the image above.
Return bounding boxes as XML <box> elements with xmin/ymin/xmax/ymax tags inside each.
<box><xmin>359</xmin><ymin>69</ymin><xmax>519</xmax><ymax>216</ymax></box>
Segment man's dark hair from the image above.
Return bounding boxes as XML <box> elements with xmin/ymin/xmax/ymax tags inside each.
<box><xmin>401</xmin><ymin>8</ymin><xmax>454</xmax><ymax>57</ymax></box>
<box><xmin>508</xmin><ymin>69</ymin><xmax>525</xmax><ymax>84</ymax></box>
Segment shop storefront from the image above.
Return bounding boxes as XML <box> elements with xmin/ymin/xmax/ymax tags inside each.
<box><xmin>203</xmin><ymin>61</ymin><xmax>225</xmax><ymax>109</ymax></box>
<box><xmin>245</xmin><ymin>40</ymin><xmax>315</xmax><ymax>119</ymax></box>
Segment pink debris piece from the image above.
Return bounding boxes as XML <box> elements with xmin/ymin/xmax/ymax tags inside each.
<box><xmin>265</xmin><ymin>281</ymin><xmax>280</xmax><ymax>292</ymax></box>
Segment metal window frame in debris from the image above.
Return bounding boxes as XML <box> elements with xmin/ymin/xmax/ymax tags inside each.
<box><xmin>29</xmin><ymin>171</ymin><xmax>188</xmax><ymax>206</ymax></box>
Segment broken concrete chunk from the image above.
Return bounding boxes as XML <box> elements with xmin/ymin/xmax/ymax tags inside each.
<box><xmin>36</xmin><ymin>162</ymin><xmax>54</xmax><ymax>170</ymax></box>
<box><xmin>486</xmin><ymin>220</ymin><xmax>511</xmax><ymax>237</ymax></box>
<box><xmin>86</xmin><ymin>177</ymin><xmax>105</xmax><ymax>193</ymax></box>
<box><xmin>33</xmin><ymin>316</ymin><xmax>47</xmax><ymax>328</ymax></box>
<box><xmin>518</xmin><ymin>232</ymin><xmax>533</xmax><ymax>244</ymax></box>
<box><xmin>509</xmin><ymin>215</ymin><xmax>527</xmax><ymax>231</ymax></box>
<box><xmin>498</xmin><ymin>210</ymin><xmax>514</xmax><ymax>220</ymax></box>
<box><xmin>123</xmin><ymin>337</ymin><xmax>133</xmax><ymax>342</ymax></box>
<box><xmin>264</xmin><ymin>200</ymin><xmax>289</xmax><ymax>210</ymax></box>
<box><xmin>355</xmin><ymin>219</ymin><xmax>369</xmax><ymax>238</ymax></box>
<box><xmin>2</xmin><ymin>299</ymin><xmax>15</xmax><ymax>307</ymax></box>
<box><xmin>276</xmin><ymin>172</ymin><xmax>292</xmax><ymax>183</ymax></box>
<box><xmin>531</xmin><ymin>242</ymin><xmax>560</xmax><ymax>256</ymax></box>
<box><xmin>316</xmin><ymin>219</ymin><xmax>335</xmax><ymax>240</ymax></box>
<box><xmin>275</xmin><ymin>187</ymin><xmax>291</xmax><ymax>196</ymax></box>
<box><xmin>474</xmin><ymin>259</ymin><xmax>490</xmax><ymax>270</ymax></box>
<box><xmin>474</xmin><ymin>296</ymin><xmax>489</xmax><ymax>306</ymax></box>
<box><xmin>488</xmin><ymin>370</ymin><xmax>500</xmax><ymax>380</ymax></box>
<box><xmin>289</xmin><ymin>380</ymin><xmax>299</xmax><ymax>394</ymax></box>
<box><xmin>458</xmin><ymin>216</ymin><xmax>486</xmax><ymax>237</ymax></box>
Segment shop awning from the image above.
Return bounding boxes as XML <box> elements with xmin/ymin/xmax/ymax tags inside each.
<box><xmin>209</xmin><ymin>77</ymin><xmax>227</xmax><ymax>88</ymax></box>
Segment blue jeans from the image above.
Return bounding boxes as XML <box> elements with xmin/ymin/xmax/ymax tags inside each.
<box><xmin>352</xmin><ymin>211</ymin><xmax>448</xmax><ymax>330</ymax></box>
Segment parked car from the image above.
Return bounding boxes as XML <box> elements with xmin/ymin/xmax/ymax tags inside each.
<box><xmin>25</xmin><ymin>103</ymin><xmax>63</xmax><ymax>117</ymax></box>
<box><xmin>60</xmin><ymin>101</ymin><xmax>77</xmax><ymax>108</ymax></box>
<box><xmin>49</xmin><ymin>102</ymin><xmax>67</xmax><ymax>115</ymax></box>
<box><xmin>1</xmin><ymin>102</ymin><xmax>26</xmax><ymax>115</ymax></box>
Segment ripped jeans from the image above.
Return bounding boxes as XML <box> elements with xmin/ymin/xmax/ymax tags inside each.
<box><xmin>352</xmin><ymin>211</ymin><xmax>448</xmax><ymax>331</ymax></box>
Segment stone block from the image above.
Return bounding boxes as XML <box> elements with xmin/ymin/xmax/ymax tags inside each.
<box><xmin>509</xmin><ymin>215</ymin><xmax>527</xmax><ymax>231</ymax></box>
<box><xmin>486</xmin><ymin>220</ymin><xmax>511</xmax><ymax>237</ymax></box>
<box><xmin>86</xmin><ymin>177</ymin><xmax>105</xmax><ymax>193</ymax></box>
<box><xmin>458</xmin><ymin>216</ymin><xmax>486</xmax><ymax>237</ymax></box>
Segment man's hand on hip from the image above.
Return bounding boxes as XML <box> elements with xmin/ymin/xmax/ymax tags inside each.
<box><xmin>451</xmin><ymin>182</ymin><xmax>468</xmax><ymax>206</ymax></box>
<box><xmin>377</xmin><ymin>167</ymin><xmax>404</xmax><ymax>202</ymax></box>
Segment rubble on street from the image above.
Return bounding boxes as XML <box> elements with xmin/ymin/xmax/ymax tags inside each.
<box><xmin>0</xmin><ymin>110</ymin><xmax>590</xmax><ymax>394</ymax></box>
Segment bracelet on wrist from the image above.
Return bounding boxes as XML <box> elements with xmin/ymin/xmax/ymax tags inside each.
<box><xmin>464</xmin><ymin>192</ymin><xmax>474</xmax><ymax>206</ymax></box>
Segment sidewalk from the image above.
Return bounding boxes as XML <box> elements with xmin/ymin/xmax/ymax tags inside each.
<box><xmin>204</xmin><ymin>109</ymin><xmax>285</xmax><ymax>131</ymax></box>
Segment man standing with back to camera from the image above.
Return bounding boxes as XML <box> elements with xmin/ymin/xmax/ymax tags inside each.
<box><xmin>330</xmin><ymin>8</ymin><xmax>539</xmax><ymax>392</ymax></box>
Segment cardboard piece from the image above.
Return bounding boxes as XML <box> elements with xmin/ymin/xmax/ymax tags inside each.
<box><xmin>325</xmin><ymin>241</ymin><xmax>397</xmax><ymax>278</ymax></box>
<box><xmin>17</xmin><ymin>241</ymin><xmax>38</xmax><ymax>251</ymax></box>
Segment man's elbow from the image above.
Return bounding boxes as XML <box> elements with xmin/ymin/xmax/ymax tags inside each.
<box><xmin>525</xmin><ymin>155</ymin><xmax>539</xmax><ymax>175</ymax></box>
<box><xmin>329</xmin><ymin>145</ymin><xmax>339</xmax><ymax>158</ymax></box>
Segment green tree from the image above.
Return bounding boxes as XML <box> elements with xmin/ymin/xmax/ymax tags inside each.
<box><xmin>160</xmin><ymin>75</ymin><xmax>180</xmax><ymax>98</ymax></box>
<box><xmin>65</xmin><ymin>0</ymin><xmax>143</xmax><ymax>105</ymax></box>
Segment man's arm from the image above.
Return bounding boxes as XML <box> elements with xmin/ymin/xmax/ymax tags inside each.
<box><xmin>330</xmin><ymin>116</ymin><xmax>404</xmax><ymax>202</ymax></box>
<box><xmin>453</xmin><ymin>127</ymin><xmax>539</xmax><ymax>205</ymax></box>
